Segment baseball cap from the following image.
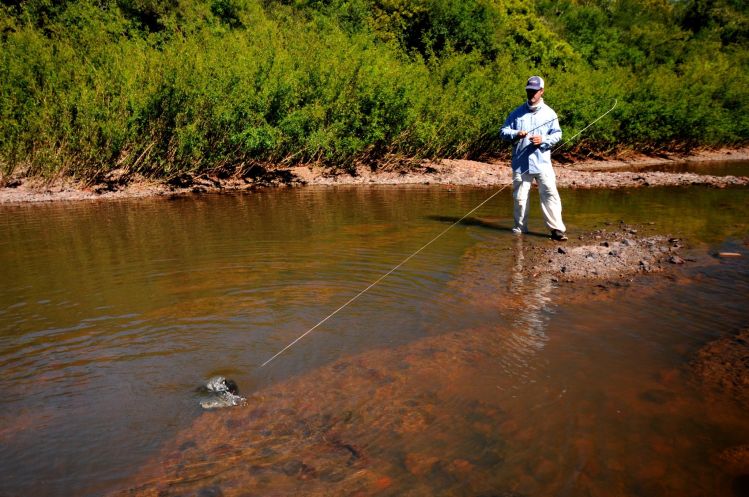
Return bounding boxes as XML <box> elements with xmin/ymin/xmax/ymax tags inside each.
<box><xmin>525</xmin><ymin>76</ymin><xmax>545</xmax><ymax>90</ymax></box>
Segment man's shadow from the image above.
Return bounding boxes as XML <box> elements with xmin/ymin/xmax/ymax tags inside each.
<box><xmin>427</xmin><ymin>215</ymin><xmax>549</xmax><ymax>238</ymax></box>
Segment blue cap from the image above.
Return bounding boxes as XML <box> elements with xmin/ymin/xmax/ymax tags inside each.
<box><xmin>525</xmin><ymin>76</ymin><xmax>545</xmax><ymax>90</ymax></box>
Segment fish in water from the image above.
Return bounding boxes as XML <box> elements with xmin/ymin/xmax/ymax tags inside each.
<box><xmin>199</xmin><ymin>376</ymin><xmax>246</xmax><ymax>409</ymax></box>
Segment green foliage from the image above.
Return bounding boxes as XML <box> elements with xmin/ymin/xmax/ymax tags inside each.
<box><xmin>0</xmin><ymin>0</ymin><xmax>747</xmax><ymax>179</ymax></box>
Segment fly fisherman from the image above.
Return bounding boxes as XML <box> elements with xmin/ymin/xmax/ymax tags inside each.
<box><xmin>500</xmin><ymin>76</ymin><xmax>568</xmax><ymax>241</ymax></box>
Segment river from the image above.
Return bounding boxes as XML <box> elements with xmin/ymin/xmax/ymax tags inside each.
<box><xmin>1</xmin><ymin>178</ymin><xmax>748</xmax><ymax>496</ymax></box>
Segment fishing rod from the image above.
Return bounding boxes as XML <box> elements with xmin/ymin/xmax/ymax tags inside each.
<box><xmin>550</xmin><ymin>99</ymin><xmax>617</xmax><ymax>154</ymax></box>
<box><xmin>512</xmin><ymin>117</ymin><xmax>557</xmax><ymax>142</ymax></box>
<box><xmin>512</xmin><ymin>99</ymin><xmax>618</xmax><ymax>150</ymax></box>
<box><xmin>260</xmin><ymin>99</ymin><xmax>618</xmax><ymax>368</ymax></box>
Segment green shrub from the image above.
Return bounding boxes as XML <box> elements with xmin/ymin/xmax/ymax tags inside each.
<box><xmin>0</xmin><ymin>0</ymin><xmax>746</xmax><ymax>179</ymax></box>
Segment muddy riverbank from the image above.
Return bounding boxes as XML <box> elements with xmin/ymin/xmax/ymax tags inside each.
<box><xmin>0</xmin><ymin>147</ymin><xmax>747</xmax><ymax>204</ymax></box>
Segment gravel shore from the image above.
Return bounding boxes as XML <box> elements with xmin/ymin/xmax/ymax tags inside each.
<box><xmin>1</xmin><ymin>147</ymin><xmax>747</xmax><ymax>204</ymax></box>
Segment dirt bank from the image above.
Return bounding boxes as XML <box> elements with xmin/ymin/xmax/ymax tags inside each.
<box><xmin>1</xmin><ymin>147</ymin><xmax>747</xmax><ymax>204</ymax></box>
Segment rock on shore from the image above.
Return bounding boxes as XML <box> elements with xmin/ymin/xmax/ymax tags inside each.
<box><xmin>1</xmin><ymin>147</ymin><xmax>747</xmax><ymax>204</ymax></box>
<box><xmin>518</xmin><ymin>225</ymin><xmax>685</xmax><ymax>282</ymax></box>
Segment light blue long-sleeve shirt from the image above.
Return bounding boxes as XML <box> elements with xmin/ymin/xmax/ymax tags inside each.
<box><xmin>500</xmin><ymin>101</ymin><xmax>562</xmax><ymax>174</ymax></box>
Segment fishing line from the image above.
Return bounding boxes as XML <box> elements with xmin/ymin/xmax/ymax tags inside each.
<box><xmin>260</xmin><ymin>99</ymin><xmax>618</xmax><ymax>368</ymax></box>
<box><xmin>551</xmin><ymin>99</ymin><xmax>618</xmax><ymax>154</ymax></box>
<box><xmin>260</xmin><ymin>185</ymin><xmax>509</xmax><ymax>368</ymax></box>
<box><xmin>512</xmin><ymin>99</ymin><xmax>617</xmax><ymax>147</ymax></box>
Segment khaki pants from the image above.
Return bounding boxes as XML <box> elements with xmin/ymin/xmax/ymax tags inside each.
<box><xmin>512</xmin><ymin>170</ymin><xmax>566</xmax><ymax>233</ymax></box>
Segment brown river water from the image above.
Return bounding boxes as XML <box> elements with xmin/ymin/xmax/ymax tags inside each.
<box><xmin>1</xmin><ymin>178</ymin><xmax>749</xmax><ymax>497</ymax></box>
<box><xmin>586</xmin><ymin>158</ymin><xmax>749</xmax><ymax>177</ymax></box>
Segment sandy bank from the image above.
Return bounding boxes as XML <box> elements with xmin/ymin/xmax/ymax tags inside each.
<box><xmin>0</xmin><ymin>147</ymin><xmax>747</xmax><ymax>204</ymax></box>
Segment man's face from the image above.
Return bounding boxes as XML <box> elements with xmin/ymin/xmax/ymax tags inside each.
<box><xmin>526</xmin><ymin>87</ymin><xmax>544</xmax><ymax>105</ymax></box>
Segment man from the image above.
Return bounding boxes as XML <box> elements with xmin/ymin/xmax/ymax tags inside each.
<box><xmin>500</xmin><ymin>76</ymin><xmax>567</xmax><ymax>241</ymax></box>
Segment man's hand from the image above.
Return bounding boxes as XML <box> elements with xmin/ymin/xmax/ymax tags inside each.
<box><xmin>529</xmin><ymin>134</ymin><xmax>543</xmax><ymax>146</ymax></box>
<box><xmin>517</xmin><ymin>130</ymin><xmax>528</xmax><ymax>138</ymax></box>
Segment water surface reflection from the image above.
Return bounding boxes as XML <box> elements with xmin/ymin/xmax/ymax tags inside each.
<box><xmin>585</xmin><ymin>158</ymin><xmax>749</xmax><ymax>177</ymax></box>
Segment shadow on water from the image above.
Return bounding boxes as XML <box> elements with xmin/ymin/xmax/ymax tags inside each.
<box><xmin>427</xmin><ymin>215</ymin><xmax>550</xmax><ymax>239</ymax></box>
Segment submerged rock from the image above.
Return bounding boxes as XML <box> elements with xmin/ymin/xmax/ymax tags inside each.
<box><xmin>199</xmin><ymin>376</ymin><xmax>246</xmax><ymax>409</ymax></box>
<box><xmin>691</xmin><ymin>329</ymin><xmax>749</xmax><ymax>409</ymax></box>
<box><xmin>717</xmin><ymin>445</ymin><xmax>749</xmax><ymax>475</ymax></box>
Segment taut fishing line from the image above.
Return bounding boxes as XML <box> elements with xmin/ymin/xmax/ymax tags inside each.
<box><xmin>260</xmin><ymin>185</ymin><xmax>508</xmax><ymax>367</ymax></box>
<box><xmin>551</xmin><ymin>99</ymin><xmax>617</xmax><ymax>154</ymax></box>
<box><xmin>260</xmin><ymin>99</ymin><xmax>618</xmax><ymax>368</ymax></box>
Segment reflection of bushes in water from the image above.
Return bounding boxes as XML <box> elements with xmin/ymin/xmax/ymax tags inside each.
<box><xmin>0</xmin><ymin>0</ymin><xmax>747</xmax><ymax>179</ymax></box>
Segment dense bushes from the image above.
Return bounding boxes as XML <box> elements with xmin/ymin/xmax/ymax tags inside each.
<box><xmin>0</xmin><ymin>0</ymin><xmax>747</xmax><ymax>178</ymax></box>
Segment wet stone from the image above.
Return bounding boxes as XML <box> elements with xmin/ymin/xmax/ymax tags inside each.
<box><xmin>247</xmin><ymin>408</ymin><xmax>267</xmax><ymax>420</ymax></box>
<box><xmin>225</xmin><ymin>418</ymin><xmax>246</xmax><ymax>430</ymax></box>
<box><xmin>281</xmin><ymin>459</ymin><xmax>304</xmax><ymax>476</ymax></box>
<box><xmin>717</xmin><ymin>445</ymin><xmax>749</xmax><ymax>475</ymax></box>
<box><xmin>319</xmin><ymin>468</ymin><xmax>347</xmax><ymax>482</ymax></box>
<box><xmin>426</xmin><ymin>460</ymin><xmax>459</xmax><ymax>487</ymax></box>
<box><xmin>248</xmin><ymin>465</ymin><xmax>269</xmax><ymax>475</ymax></box>
<box><xmin>404</xmin><ymin>453</ymin><xmax>440</xmax><ymax>477</ymax></box>
<box><xmin>719</xmin><ymin>252</ymin><xmax>743</xmax><ymax>258</ymax></box>
<box><xmin>259</xmin><ymin>447</ymin><xmax>277</xmax><ymax>457</ymax></box>
<box><xmin>299</xmin><ymin>463</ymin><xmax>317</xmax><ymax>480</ymax></box>
<box><xmin>197</xmin><ymin>486</ymin><xmax>223</xmax><ymax>497</ymax></box>
<box><xmin>332</xmin><ymin>362</ymin><xmax>350</xmax><ymax>373</ymax></box>
<box><xmin>475</xmin><ymin>448</ymin><xmax>505</xmax><ymax>468</ymax></box>
<box><xmin>179</xmin><ymin>440</ymin><xmax>197</xmax><ymax>452</ymax></box>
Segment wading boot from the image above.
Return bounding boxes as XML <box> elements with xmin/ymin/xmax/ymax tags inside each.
<box><xmin>551</xmin><ymin>229</ymin><xmax>568</xmax><ymax>241</ymax></box>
